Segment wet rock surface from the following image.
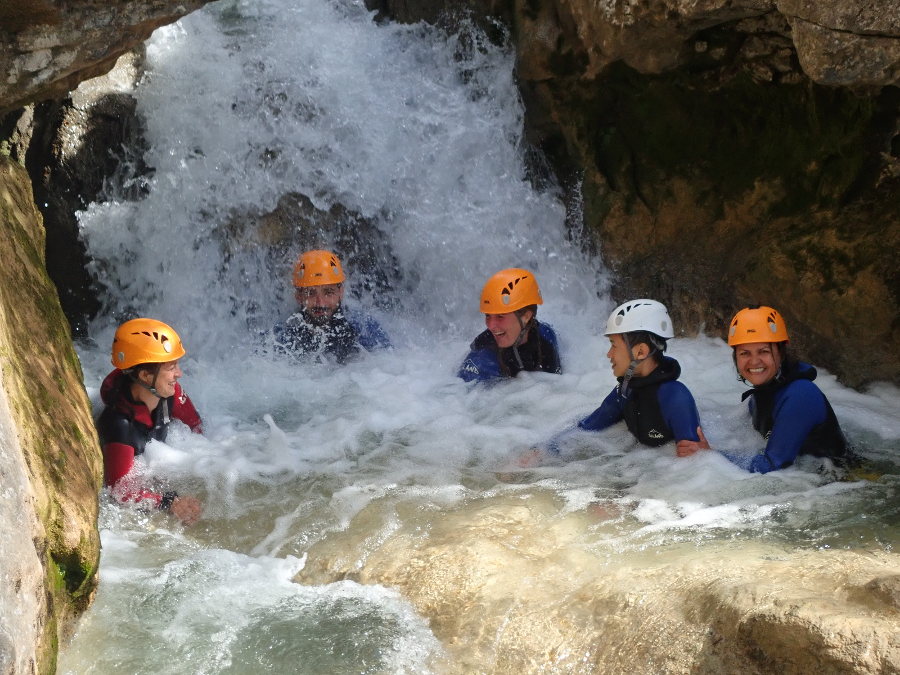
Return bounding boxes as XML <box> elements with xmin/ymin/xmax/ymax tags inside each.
<box><xmin>296</xmin><ymin>494</ymin><xmax>900</xmax><ymax>674</ymax></box>
<box><xmin>0</xmin><ymin>0</ymin><xmax>211</xmax><ymax>114</ymax></box>
<box><xmin>0</xmin><ymin>156</ymin><xmax>102</xmax><ymax>674</ymax></box>
<box><xmin>373</xmin><ymin>0</ymin><xmax>900</xmax><ymax>386</ymax></box>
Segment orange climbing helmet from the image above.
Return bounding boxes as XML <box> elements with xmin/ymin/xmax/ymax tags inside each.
<box><xmin>292</xmin><ymin>250</ymin><xmax>345</xmax><ymax>288</ymax></box>
<box><xmin>111</xmin><ymin>318</ymin><xmax>186</xmax><ymax>370</ymax></box>
<box><xmin>480</xmin><ymin>268</ymin><xmax>543</xmax><ymax>314</ymax></box>
<box><xmin>727</xmin><ymin>305</ymin><xmax>789</xmax><ymax>346</ymax></box>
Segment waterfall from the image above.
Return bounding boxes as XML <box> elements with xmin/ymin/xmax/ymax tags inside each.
<box><xmin>61</xmin><ymin>0</ymin><xmax>900</xmax><ymax>671</ymax></box>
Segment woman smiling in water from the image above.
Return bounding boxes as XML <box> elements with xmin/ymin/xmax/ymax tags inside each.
<box><xmin>678</xmin><ymin>305</ymin><xmax>851</xmax><ymax>472</ymax></box>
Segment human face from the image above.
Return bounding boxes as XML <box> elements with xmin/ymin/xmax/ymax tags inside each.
<box><xmin>484</xmin><ymin>310</ymin><xmax>531</xmax><ymax>349</ymax></box>
<box><xmin>606</xmin><ymin>333</ymin><xmax>634</xmax><ymax>378</ymax></box>
<box><xmin>734</xmin><ymin>342</ymin><xmax>782</xmax><ymax>386</ymax></box>
<box><xmin>140</xmin><ymin>360</ymin><xmax>182</xmax><ymax>399</ymax></box>
<box><xmin>296</xmin><ymin>283</ymin><xmax>344</xmax><ymax>324</ymax></box>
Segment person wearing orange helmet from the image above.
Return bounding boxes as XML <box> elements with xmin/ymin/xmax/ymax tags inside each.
<box><xmin>458</xmin><ymin>268</ymin><xmax>561</xmax><ymax>382</ymax></box>
<box><xmin>676</xmin><ymin>305</ymin><xmax>850</xmax><ymax>472</ymax></box>
<box><xmin>272</xmin><ymin>249</ymin><xmax>390</xmax><ymax>363</ymax></box>
<box><xmin>96</xmin><ymin>318</ymin><xmax>203</xmax><ymax>524</ymax></box>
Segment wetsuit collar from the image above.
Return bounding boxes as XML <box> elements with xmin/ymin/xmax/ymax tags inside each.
<box><xmin>741</xmin><ymin>360</ymin><xmax>817</xmax><ymax>401</ymax></box>
<box><xmin>618</xmin><ymin>355</ymin><xmax>680</xmax><ymax>394</ymax></box>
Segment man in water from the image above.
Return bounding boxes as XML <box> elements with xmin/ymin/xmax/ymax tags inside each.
<box><xmin>458</xmin><ymin>268</ymin><xmax>561</xmax><ymax>382</ymax></box>
<box><xmin>272</xmin><ymin>249</ymin><xmax>390</xmax><ymax>363</ymax></box>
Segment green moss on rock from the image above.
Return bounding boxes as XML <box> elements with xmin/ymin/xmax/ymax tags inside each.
<box><xmin>0</xmin><ymin>155</ymin><xmax>102</xmax><ymax>673</ymax></box>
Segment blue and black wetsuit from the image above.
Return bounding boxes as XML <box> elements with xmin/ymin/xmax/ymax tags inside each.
<box><xmin>720</xmin><ymin>360</ymin><xmax>849</xmax><ymax>473</ymax></box>
<box><xmin>458</xmin><ymin>322</ymin><xmax>561</xmax><ymax>382</ymax></box>
<box><xmin>272</xmin><ymin>307</ymin><xmax>390</xmax><ymax>363</ymax></box>
<box><xmin>567</xmin><ymin>355</ymin><xmax>701</xmax><ymax>448</ymax></box>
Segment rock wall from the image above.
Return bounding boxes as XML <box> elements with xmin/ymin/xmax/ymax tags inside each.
<box><xmin>376</xmin><ymin>0</ymin><xmax>900</xmax><ymax>387</ymax></box>
<box><xmin>1</xmin><ymin>3</ymin><xmax>213</xmax><ymax>671</ymax></box>
<box><xmin>2</xmin><ymin>51</ymin><xmax>149</xmax><ymax>335</ymax></box>
<box><xmin>0</xmin><ymin>0</ymin><xmax>209</xmax><ymax>115</ymax></box>
<box><xmin>296</xmin><ymin>494</ymin><xmax>900</xmax><ymax>674</ymax></box>
<box><xmin>0</xmin><ymin>156</ymin><xmax>103</xmax><ymax>674</ymax></box>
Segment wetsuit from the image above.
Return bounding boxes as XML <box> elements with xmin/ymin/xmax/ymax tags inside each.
<box><xmin>96</xmin><ymin>369</ymin><xmax>202</xmax><ymax>507</ymax></box>
<box><xmin>458</xmin><ymin>322</ymin><xmax>562</xmax><ymax>382</ymax></box>
<box><xmin>720</xmin><ymin>360</ymin><xmax>849</xmax><ymax>473</ymax></box>
<box><xmin>549</xmin><ymin>356</ymin><xmax>701</xmax><ymax>453</ymax></box>
<box><xmin>272</xmin><ymin>307</ymin><xmax>391</xmax><ymax>363</ymax></box>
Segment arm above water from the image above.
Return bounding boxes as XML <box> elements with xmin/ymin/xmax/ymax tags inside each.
<box><xmin>576</xmin><ymin>388</ymin><xmax>623</xmax><ymax>434</ymax></box>
<box><xmin>458</xmin><ymin>347</ymin><xmax>502</xmax><ymax>383</ymax></box>
<box><xmin>538</xmin><ymin>388</ymin><xmax>623</xmax><ymax>459</ymax></box>
<box><xmin>172</xmin><ymin>383</ymin><xmax>203</xmax><ymax>433</ymax></box>
<box><xmin>103</xmin><ymin>440</ymin><xmax>166</xmax><ymax>506</ymax></box>
<box><xmin>352</xmin><ymin>312</ymin><xmax>392</xmax><ymax>350</ymax></box>
<box><xmin>104</xmin><ymin>441</ymin><xmax>202</xmax><ymax>523</ymax></box>
<box><xmin>658</xmin><ymin>381</ymin><xmax>702</xmax><ymax>444</ymax></box>
<box><xmin>741</xmin><ymin>380</ymin><xmax>828</xmax><ymax>473</ymax></box>
<box><xmin>685</xmin><ymin>382</ymin><xmax>829</xmax><ymax>473</ymax></box>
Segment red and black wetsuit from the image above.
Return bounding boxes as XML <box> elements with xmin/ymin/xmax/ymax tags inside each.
<box><xmin>96</xmin><ymin>370</ymin><xmax>202</xmax><ymax>507</ymax></box>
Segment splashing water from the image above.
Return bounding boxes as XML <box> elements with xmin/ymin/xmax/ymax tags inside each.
<box><xmin>61</xmin><ymin>0</ymin><xmax>900</xmax><ymax>671</ymax></box>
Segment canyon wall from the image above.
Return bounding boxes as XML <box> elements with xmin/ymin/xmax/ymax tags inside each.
<box><xmin>377</xmin><ymin>0</ymin><xmax>900</xmax><ymax>387</ymax></box>
<box><xmin>1</xmin><ymin>2</ymin><xmax>210</xmax><ymax>672</ymax></box>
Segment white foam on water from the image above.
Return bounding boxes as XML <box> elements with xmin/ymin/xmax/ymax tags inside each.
<box><xmin>64</xmin><ymin>0</ymin><xmax>900</xmax><ymax>669</ymax></box>
<box><xmin>59</xmin><ymin>515</ymin><xmax>443</xmax><ymax>674</ymax></box>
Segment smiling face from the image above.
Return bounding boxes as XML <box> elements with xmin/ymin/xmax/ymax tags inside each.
<box><xmin>484</xmin><ymin>309</ymin><xmax>533</xmax><ymax>349</ymax></box>
<box><xmin>138</xmin><ymin>360</ymin><xmax>182</xmax><ymax>398</ymax></box>
<box><xmin>734</xmin><ymin>342</ymin><xmax>783</xmax><ymax>386</ymax></box>
<box><xmin>296</xmin><ymin>283</ymin><xmax>344</xmax><ymax>325</ymax></box>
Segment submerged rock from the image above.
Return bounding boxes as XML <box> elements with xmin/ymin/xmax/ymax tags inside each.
<box><xmin>295</xmin><ymin>492</ymin><xmax>900</xmax><ymax>673</ymax></box>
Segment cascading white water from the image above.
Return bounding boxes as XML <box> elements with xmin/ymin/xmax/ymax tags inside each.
<box><xmin>60</xmin><ymin>0</ymin><xmax>900</xmax><ymax>671</ymax></box>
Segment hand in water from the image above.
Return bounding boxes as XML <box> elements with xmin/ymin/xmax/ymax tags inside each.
<box><xmin>494</xmin><ymin>448</ymin><xmax>544</xmax><ymax>483</ymax></box>
<box><xmin>170</xmin><ymin>496</ymin><xmax>202</xmax><ymax>525</ymax></box>
<box><xmin>676</xmin><ymin>426</ymin><xmax>710</xmax><ymax>457</ymax></box>
<box><xmin>517</xmin><ymin>448</ymin><xmax>543</xmax><ymax>467</ymax></box>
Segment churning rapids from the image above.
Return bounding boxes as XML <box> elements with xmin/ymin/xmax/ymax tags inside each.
<box><xmin>59</xmin><ymin>0</ymin><xmax>899</xmax><ymax>672</ymax></box>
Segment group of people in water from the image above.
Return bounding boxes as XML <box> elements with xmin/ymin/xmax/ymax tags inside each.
<box><xmin>95</xmin><ymin>249</ymin><xmax>852</xmax><ymax>524</ymax></box>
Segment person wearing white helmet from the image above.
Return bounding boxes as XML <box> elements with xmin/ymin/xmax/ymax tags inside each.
<box><xmin>545</xmin><ymin>299</ymin><xmax>703</xmax><ymax>454</ymax></box>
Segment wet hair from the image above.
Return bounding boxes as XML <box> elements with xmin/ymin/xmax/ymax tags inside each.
<box><xmin>624</xmin><ymin>330</ymin><xmax>667</xmax><ymax>363</ymax></box>
<box><xmin>515</xmin><ymin>304</ymin><xmax>538</xmax><ymax>319</ymax></box>
<box><xmin>126</xmin><ymin>362</ymin><xmax>162</xmax><ymax>381</ymax></box>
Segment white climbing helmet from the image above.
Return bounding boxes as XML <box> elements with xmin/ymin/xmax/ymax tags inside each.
<box><xmin>604</xmin><ymin>299</ymin><xmax>674</xmax><ymax>339</ymax></box>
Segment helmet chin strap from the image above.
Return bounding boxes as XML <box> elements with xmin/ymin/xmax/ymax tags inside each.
<box><xmin>618</xmin><ymin>336</ymin><xmax>656</xmax><ymax>397</ymax></box>
<box><xmin>510</xmin><ymin>312</ymin><xmax>535</xmax><ymax>370</ymax></box>
<box><xmin>133</xmin><ymin>364</ymin><xmax>163</xmax><ymax>399</ymax></box>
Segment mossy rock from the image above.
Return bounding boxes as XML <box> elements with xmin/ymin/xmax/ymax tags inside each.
<box><xmin>0</xmin><ymin>156</ymin><xmax>102</xmax><ymax>673</ymax></box>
